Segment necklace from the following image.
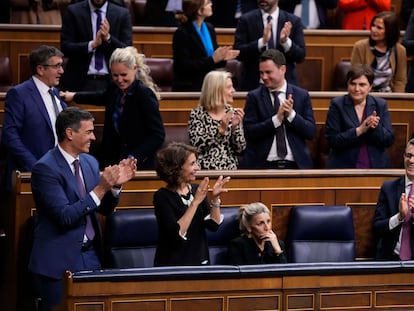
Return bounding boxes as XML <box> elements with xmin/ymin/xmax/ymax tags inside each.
<box><xmin>178</xmin><ymin>184</ymin><xmax>194</xmax><ymax>207</ymax></box>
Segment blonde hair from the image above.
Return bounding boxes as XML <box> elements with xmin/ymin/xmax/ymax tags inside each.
<box><xmin>238</xmin><ymin>202</ymin><xmax>270</xmax><ymax>235</ymax></box>
<box><xmin>199</xmin><ymin>70</ymin><xmax>232</xmax><ymax>111</ymax></box>
<box><xmin>109</xmin><ymin>46</ymin><xmax>161</xmax><ymax>100</ymax></box>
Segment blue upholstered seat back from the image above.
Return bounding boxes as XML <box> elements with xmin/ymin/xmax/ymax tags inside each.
<box><xmin>287</xmin><ymin>205</ymin><xmax>356</xmax><ymax>263</ymax></box>
<box><xmin>105</xmin><ymin>209</ymin><xmax>158</xmax><ymax>268</ymax></box>
<box><xmin>206</xmin><ymin>207</ymin><xmax>241</xmax><ymax>265</ymax></box>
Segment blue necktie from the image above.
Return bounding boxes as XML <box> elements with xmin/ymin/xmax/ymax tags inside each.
<box><xmin>48</xmin><ymin>88</ymin><xmax>61</xmax><ymax>117</ymax></box>
<box><xmin>73</xmin><ymin>159</ymin><xmax>95</xmax><ymax>240</ymax></box>
<box><xmin>113</xmin><ymin>94</ymin><xmax>126</xmax><ymax>132</ymax></box>
<box><xmin>301</xmin><ymin>0</ymin><xmax>309</xmax><ymax>28</ymax></box>
<box><xmin>95</xmin><ymin>9</ymin><xmax>104</xmax><ymax>71</ymax></box>
<box><xmin>267</xmin><ymin>15</ymin><xmax>274</xmax><ymax>49</ymax></box>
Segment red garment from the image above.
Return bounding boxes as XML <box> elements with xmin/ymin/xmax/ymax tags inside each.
<box><xmin>338</xmin><ymin>0</ymin><xmax>391</xmax><ymax>30</ymax></box>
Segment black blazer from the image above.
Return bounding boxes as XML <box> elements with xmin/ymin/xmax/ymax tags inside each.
<box><xmin>60</xmin><ymin>1</ymin><xmax>132</xmax><ymax>91</ymax></box>
<box><xmin>74</xmin><ymin>80</ymin><xmax>165</xmax><ymax>169</ymax></box>
<box><xmin>227</xmin><ymin>235</ymin><xmax>287</xmax><ymax>265</ymax></box>
<box><xmin>373</xmin><ymin>177</ymin><xmax>414</xmax><ymax>260</ymax></box>
<box><xmin>234</xmin><ymin>8</ymin><xmax>306</xmax><ymax>91</ymax></box>
<box><xmin>172</xmin><ymin>21</ymin><xmax>226</xmax><ymax>91</ymax></box>
<box><xmin>242</xmin><ymin>84</ymin><xmax>316</xmax><ymax>169</ymax></box>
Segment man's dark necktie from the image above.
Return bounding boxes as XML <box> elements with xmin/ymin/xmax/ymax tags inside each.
<box><xmin>267</xmin><ymin>15</ymin><xmax>275</xmax><ymax>49</ymax></box>
<box><xmin>272</xmin><ymin>91</ymin><xmax>287</xmax><ymax>158</ymax></box>
<box><xmin>73</xmin><ymin>159</ymin><xmax>95</xmax><ymax>240</ymax></box>
<box><xmin>301</xmin><ymin>0</ymin><xmax>309</xmax><ymax>28</ymax></box>
<box><xmin>400</xmin><ymin>183</ymin><xmax>413</xmax><ymax>260</ymax></box>
<box><xmin>48</xmin><ymin>88</ymin><xmax>60</xmax><ymax>117</ymax></box>
<box><xmin>95</xmin><ymin>9</ymin><xmax>104</xmax><ymax>71</ymax></box>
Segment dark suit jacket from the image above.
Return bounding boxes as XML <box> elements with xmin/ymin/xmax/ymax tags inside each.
<box><xmin>28</xmin><ymin>147</ymin><xmax>118</xmax><ymax>279</ymax></box>
<box><xmin>325</xmin><ymin>95</ymin><xmax>394</xmax><ymax>168</ymax></box>
<box><xmin>172</xmin><ymin>21</ymin><xmax>226</xmax><ymax>91</ymax></box>
<box><xmin>241</xmin><ymin>84</ymin><xmax>316</xmax><ymax>169</ymax></box>
<box><xmin>60</xmin><ymin>0</ymin><xmax>132</xmax><ymax>91</ymax></box>
<box><xmin>74</xmin><ymin>80</ymin><xmax>165</xmax><ymax>169</ymax></box>
<box><xmin>373</xmin><ymin>177</ymin><xmax>414</xmax><ymax>260</ymax></box>
<box><xmin>279</xmin><ymin>0</ymin><xmax>338</xmax><ymax>28</ymax></box>
<box><xmin>234</xmin><ymin>8</ymin><xmax>306</xmax><ymax>91</ymax></box>
<box><xmin>227</xmin><ymin>235</ymin><xmax>287</xmax><ymax>265</ymax></box>
<box><xmin>1</xmin><ymin>78</ymin><xmax>67</xmax><ymax>190</ymax></box>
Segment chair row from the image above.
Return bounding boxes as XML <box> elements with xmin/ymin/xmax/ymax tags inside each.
<box><xmin>104</xmin><ymin>205</ymin><xmax>356</xmax><ymax>268</ymax></box>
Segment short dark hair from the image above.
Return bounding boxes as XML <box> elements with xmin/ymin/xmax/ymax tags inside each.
<box><xmin>346</xmin><ymin>64</ymin><xmax>375</xmax><ymax>86</ymax></box>
<box><xmin>259</xmin><ymin>49</ymin><xmax>286</xmax><ymax>66</ymax></box>
<box><xmin>155</xmin><ymin>142</ymin><xmax>198</xmax><ymax>188</ymax></box>
<box><xmin>56</xmin><ymin>107</ymin><xmax>94</xmax><ymax>142</ymax></box>
<box><xmin>29</xmin><ymin>45</ymin><xmax>64</xmax><ymax>75</ymax></box>
<box><xmin>369</xmin><ymin>11</ymin><xmax>400</xmax><ymax>48</ymax></box>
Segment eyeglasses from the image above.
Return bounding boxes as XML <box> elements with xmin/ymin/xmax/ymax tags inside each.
<box><xmin>42</xmin><ymin>62</ymin><xmax>64</xmax><ymax>70</ymax></box>
<box><xmin>404</xmin><ymin>153</ymin><xmax>414</xmax><ymax>160</ymax></box>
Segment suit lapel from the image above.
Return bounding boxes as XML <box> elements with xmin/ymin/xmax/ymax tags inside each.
<box><xmin>53</xmin><ymin>147</ymin><xmax>80</xmax><ymax>196</ymax></box>
<box><xmin>28</xmin><ymin>78</ymin><xmax>54</xmax><ymax>130</ymax></box>
<box><xmin>79</xmin><ymin>154</ymin><xmax>94</xmax><ymax>193</ymax></box>
<box><xmin>342</xmin><ymin>95</ymin><xmax>360</xmax><ymax>126</ymax></box>
<box><xmin>260</xmin><ymin>86</ymin><xmax>274</xmax><ymax>116</ymax></box>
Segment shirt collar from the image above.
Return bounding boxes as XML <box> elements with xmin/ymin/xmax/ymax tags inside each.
<box><xmin>58</xmin><ymin>144</ymin><xmax>78</xmax><ymax>169</ymax></box>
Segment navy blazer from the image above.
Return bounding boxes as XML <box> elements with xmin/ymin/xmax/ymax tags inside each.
<box><xmin>29</xmin><ymin>147</ymin><xmax>118</xmax><ymax>279</ymax></box>
<box><xmin>325</xmin><ymin>95</ymin><xmax>394</xmax><ymax>168</ymax></box>
<box><xmin>234</xmin><ymin>8</ymin><xmax>306</xmax><ymax>91</ymax></box>
<box><xmin>60</xmin><ymin>1</ymin><xmax>132</xmax><ymax>91</ymax></box>
<box><xmin>242</xmin><ymin>84</ymin><xmax>316</xmax><ymax>168</ymax></box>
<box><xmin>172</xmin><ymin>21</ymin><xmax>226</xmax><ymax>91</ymax></box>
<box><xmin>74</xmin><ymin>80</ymin><xmax>165</xmax><ymax>169</ymax></box>
<box><xmin>373</xmin><ymin>177</ymin><xmax>414</xmax><ymax>260</ymax></box>
<box><xmin>1</xmin><ymin>78</ymin><xmax>67</xmax><ymax>190</ymax></box>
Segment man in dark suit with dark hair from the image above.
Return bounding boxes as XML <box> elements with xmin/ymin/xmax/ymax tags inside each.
<box><xmin>60</xmin><ymin>0</ymin><xmax>132</xmax><ymax>92</ymax></box>
<box><xmin>234</xmin><ymin>0</ymin><xmax>305</xmax><ymax>91</ymax></box>
<box><xmin>29</xmin><ymin>107</ymin><xmax>136</xmax><ymax>310</ymax></box>
<box><xmin>241</xmin><ymin>49</ymin><xmax>316</xmax><ymax>169</ymax></box>
<box><xmin>374</xmin><ymin>138</ymin><xmax>414</xmax><ymax>261</ymax></box>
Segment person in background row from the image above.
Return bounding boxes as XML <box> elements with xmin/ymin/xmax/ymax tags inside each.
<box><xmin>153</xmin><ymin>142</ymin><xmax>231</xmax><ymax>266</ymax></box>
<box><xmin>29</xmin><ymin>107</ymin><xmax>136</xmax><ymax>311</ymax></box>
<box><xmin>351</xmin><ymin>11</ymin><xmax>406</xmax><ymax>93</ymax></box>
<box><xmin>234</xmin><ymin>0</ymin><xmax>306</xmax><ymax>91</ymax></box>
<box><xmin>399</xmin><ymin>0</ymin><xmax>414</xmax><ymax>30</ymax></box>
<box><xmin>172</xmin><ymin>0</ymin><xmax>239</xmax><ymax>91</ymax></box>
<box><xmin>60</xmin><ymin>0</ymin><xmax>132</xmax><ymax>92</ymax></box>
<box><xmin>373</xmin><ymin>138</ymin><xmax>414</xmax><ymax>261</ymax></box>
<box><xmin>227</xmin><ymin>202</ymin><xmax>287</xmax><ymax>265</ymax></box>
<box><xmin>242</xmin><ymin>49</ymin><xmax>316</xmax><ymax>169</ymax></box>
<box><xmin>61</xmin><ymin>46</ymin><xmax>165</xmax><ymax>170</ymax></box>
<box><xmin>278</xmin><ymin>0</ymin><xmax>338</xmax><ymax>29</ymax></box>
<box><xmin>9</xmin><ymin>0</ymin><xmax>70</xmax><ymax>24</ymax></box>
<box><xmin>402</xmin><ymin>9</ymin><xmax>414</xmax><ymax>93</ymax></box>
<box><xmin>338</xmin><ymin>0</ymin><xmax>390</xmax><ymax>30</ymax></box>
<box><xmin>189</xmin><ymin>70</ymin><xmax>246</xmax><ymax>169</ymax></box>
<box><xmin>325</xmin><ymin>64</ymin><xmax>394</xmax><ymax>168</ymax></box>
<box><xmin>2</xmin><ymin>45</ymin><xmax>67</xmax><ymax>191</ymax></box>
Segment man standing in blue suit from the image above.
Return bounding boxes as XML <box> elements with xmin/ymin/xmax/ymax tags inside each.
<box><xmin>241</xmin><ymin>49</ymin><xmax>316</xmax><ymax>169</ymax></box>
<box><xmin>29</xmin><ymin>107</ymin><xmax>137</xmax><ymax>310</ymax></box>
<box><xmin>234</xmin><ymin>0</ymin><xmax>306</xmax><ymax>91</ymax></box>
<box><xmin>2</xmin><ymin>45</ymin><xmax>68</xmax><ymax>191</ymax></box>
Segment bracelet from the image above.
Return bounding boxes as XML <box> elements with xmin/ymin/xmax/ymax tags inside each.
<box><xmin>210</xmin><ymin>198</ymin><xmax>221</xmax><ymax>208</ymax></box>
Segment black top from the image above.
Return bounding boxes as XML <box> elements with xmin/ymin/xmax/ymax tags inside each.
<box><xmin>227</xmin><ymin>235</ymin><xmax>287</xmax><ymax>265</ymax></box>
<box><xmin>153</xmin><ymin>184</ymin><xmax>220</xmax><ymax>266</ymax></box>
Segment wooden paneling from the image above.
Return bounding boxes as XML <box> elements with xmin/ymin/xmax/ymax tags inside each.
<box><xmin>0</xmin><ymin>25</ymin><xmax>380</xmax><ymax>91</ymax></box>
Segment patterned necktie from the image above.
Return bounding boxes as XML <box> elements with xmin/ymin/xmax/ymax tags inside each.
<box><xmin>301</xmin><ymin>0</ymin><xmax>309</xmax><ymax>28</ymax></box>
<box><xmin>73</xmin><ymin>159</ymin><xmax>95</xmax><ymax>240</ymax></box>
<box><xmin>272</xmin><ymin>91</ymin><xmax>287</xmax><ymax>158</ymax></box>
<box><xmin>94</xmin><ymin>9</ymin><xmax>104</xmax><ymax>71</ymax></box>
<box><xmin>400</xmin><ymin>183</ymin><xmax>413</xmax><ymax>260</ymax></box>
<box><xmin>267</xmin><ymin>15</ymin><xmax>275</xmax><ymax>49</ymax></box>
<box><xmin>48</xmin><ymin>88</ymin><xmax>60</xmax><ymax>117</ymax></box>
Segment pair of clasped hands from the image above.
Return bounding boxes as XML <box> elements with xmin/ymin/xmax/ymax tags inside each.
<box><xmin>276</xmin><ymin>94</ymin><xmax>294</xmax><ymax>122</ymax></box>
<box><xmin>218</xmin><ymin>108</ymin><xmax>245</xmax><ymax>135</ymax></box>
<box><xmin>94</xmin><ymin>157</ymin><xmax>137</xmax><ymax>199</ymax></box>
<box><xmin>357</xmin><ymin>111</ymin><xmax>380</xmax><ymax>136</ymax></box>
<box><xmin>212</xmin><ymin>46</ymin><xmax>240</xmax><ymax>63</ymax></box>
<box><xmin>264</xmin><ymin>20</ymin><xmax>292</xmax><ymax>45</ymax></box>
<box><xmin>399</xmin><ymin>191</ymin><xmax>414</xmax><ymax>222</ymax></box>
